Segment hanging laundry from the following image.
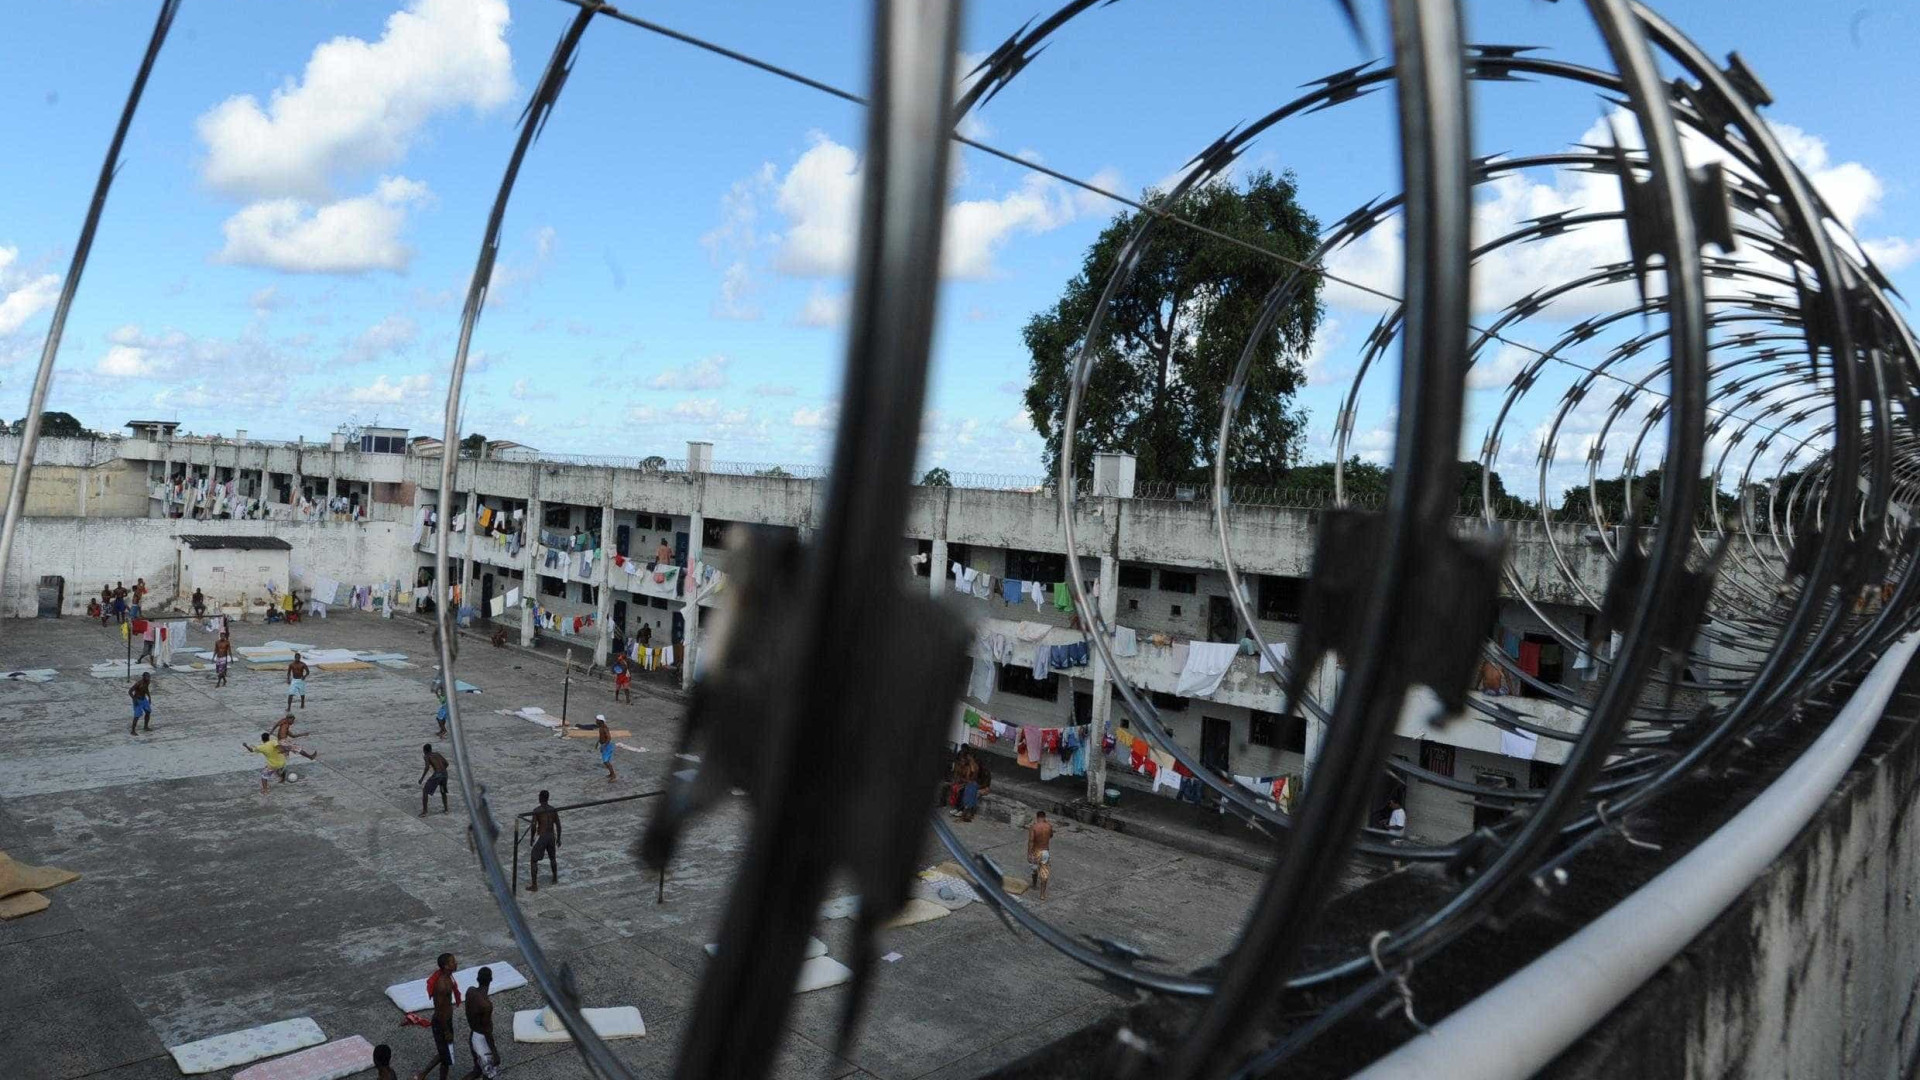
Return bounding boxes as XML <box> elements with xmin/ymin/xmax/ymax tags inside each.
<box><xmin>1500</xmin><ymin>727</ymin><xmax>1539</xmax><ymax>761</ymax></box>
<box><xmin>1517</xmin><ymin>641</ymin><xmax>1542</xmax><ymax>677</ymax></box>
<box><xmin>1017</xmin><ymin>727</ymin><xmax>1040</xmax><ymax>769</ymax></box>
<box><xmin>1031</xmin><ymin>643</ymin><xmax>1050</xmax><ymax>680</ymax></box>
<box><xmin>1052</xmin><ymin>582</ymin><xmax>1072</xmax><ymax>612</ymax></box>
<box><xmin>1257</xmin><ymin>640</ymin><xmax>1290</xmax><ymax>675</ymax></box>
<box><xmin>1175</xmin><ymin>641</ymin><xmax>1239</xmax><ymax>698</ymax></box>
<box><xmin>1015</xmin><ymin>621</ymin><xmax>1051</xmax><ymax>642</ymax></box>
<box><xmin>968</xmin><ymin>658</ymin><xmax>995</xmax><ymax>704</ymax></box>
<box><xmin>1001</xmin><ymin>579</ymin><xmax>1023</xmax><ymax>604</ymax></box>
<box><xmin>1111</xmin><ymin>626</ymin><xmax>1139</xmax><ymax>657</ymax></box>
<box><xmin>971</xmin><ymin>573</ymin><xmax>993</xmax><ymax>599</ymax></box>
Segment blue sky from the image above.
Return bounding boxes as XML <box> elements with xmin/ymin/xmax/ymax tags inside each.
<box><xmin>1</xmin><ymin>0</ymin><xmax>1915</xmax><ymax>493</ymax></box>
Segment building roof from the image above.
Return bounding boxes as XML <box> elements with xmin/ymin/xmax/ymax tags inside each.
<box><xmin>178</xmin><ymin>535</ymin><xmax>293</xmax><ymax>551</ymax></box>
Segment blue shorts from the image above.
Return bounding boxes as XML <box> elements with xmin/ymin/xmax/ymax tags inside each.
<box><xmin>436</xmin><ymin>703</ymin><xmax>449</xmax><ymax>722</ymax></box>
<box><xmin>289</xmin><ymin>679</ymin><xmax>306</xmax><ymax>696</ymax></box>
<box><xmin>132</xmin><ymin>698</ymin><xmax>151</xmax><ymax>717</ymax></box>
<box><xmin>600</xmin><ymin>742</ymin><xmax>615</xmax><ymax>764</ymax></box>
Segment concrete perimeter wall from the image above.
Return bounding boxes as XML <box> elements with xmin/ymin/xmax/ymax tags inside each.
<box><xmin>1552</xmin><ymin>670</ymin><xmax>1920</xmax><ymax>1079</ymax></box>
<box><xmin>1</xmin><ymin>518</ymin><xmax>414</xmax><ymax>617</ymax></box>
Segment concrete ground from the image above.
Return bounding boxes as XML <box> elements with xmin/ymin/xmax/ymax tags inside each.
<box><xmin>0</xmin><ymin>611</ymin><xmax>1270</xmax><ymax>1080</ymax></box>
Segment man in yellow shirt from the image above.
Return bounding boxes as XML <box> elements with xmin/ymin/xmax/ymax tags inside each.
<box><xmin>244</xmin><ymin>732</ymin><xmax>291</xmax><ymax>794</ymax></box>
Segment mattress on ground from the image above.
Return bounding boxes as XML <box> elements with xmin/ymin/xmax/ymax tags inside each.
<box><xmin>314</xmin><ymin>661</ymin><xmax>373</xmax><ymax>671</ymax></box>
<box><xmin>910</xmin><ymin>877</ymin><xmax>977</xmax><ymax>911</ymax></box>
<box><xmin>385</xmin><ymin>961</ymin><xmax>527</xmax><ymax>1012</ymax></box>
<box><xmin>510</xmin><ymin>1006</ymin><xmax>646</xmax><ymax>1044</ymax></box>
<box><xmin>562</xmin><ymin>728</ymin><xmax>631</xmax><ymax>738</ymax></box>
<box><xmin>296</xmin><ymin>649</ymin><xmax>360</xmax><ymax>665</ymax></box>
<box><xmin>0</xmin><ymin>851</ymin><xmax>79</xmax><ymax>900</ymax></box>
<box><xmin>167</xmin><ymin>1017</ymin><xmax>326</xmax><ymax>1075</ymax></box>
<box><xmin>706</xmin><ymin>936</ymin><xmax>826</xmax><ymax>960</ymax></box>
<box><xmin>0</xmin><ymin>892</ymin><xmax>49</xmax><ymax>919</ymax></box>
<box><xmin>794</xmin><ymin>956</ymin><xmax>854</xmax><ymax>994</ymax></box>
<box><xmin>354</xmin><ymin>652</ymin><xmax>409</xmax><ymax>662</ymax></box>
<box><xmin>260</xmin><ymin>641</ymin><xmax>317</xmax><ymax>652</ymax></box>
<box><xmin>231</xmin><ymin>1035</ymin><xmax>374</xmax><ymax>1080</ymax></box>
<box><xmin>882</xmin><ymin>897</ymin><xmax>951</xmax><ymax>929</ymax></box>
<box><xmin>0</xmin><ymin>669</ymin><xmax>57</xmax><ymax>683</ymax></box>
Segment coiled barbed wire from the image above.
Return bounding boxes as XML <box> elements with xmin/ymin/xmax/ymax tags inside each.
<box><xmin>5</xmin><ymin>1</ymin><xmax>1917</xmax><ymax>1077</ymax></box>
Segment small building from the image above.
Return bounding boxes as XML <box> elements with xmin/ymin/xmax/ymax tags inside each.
<box><xmin>357</xmin><ymin>426</ymin><xmax>409</xmax><ymax>454</ymax></box>
<box><xmin>176</xmin><ymin>535</ymin><xmax>292</xmax><ymax>610</ymax></box>
<box><xmin>124</xmin><ymin>420</ymin><xmax>180</xmax><ymax>441</ymax></box>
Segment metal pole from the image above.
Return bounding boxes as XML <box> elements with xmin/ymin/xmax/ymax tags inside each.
<box><xmin>562</xmin><ymin>648</ymin><xmax>573</xmax><ymax>726</ymax></box>
<box><xmin>657</xmin><ymin>862</ymin><xmax>666</xmax><ymax>905</ymax></box>
<box><xmin>512</xmin><ymin>820</ymin><xmax>521</xmax><ymax>896</ymax></box>
<box><xmin>125</xmin><ymin>618</ymin><xmax>131</xmax><ymax>680</ymax></box>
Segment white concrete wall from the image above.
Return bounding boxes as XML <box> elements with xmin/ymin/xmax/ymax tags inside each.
<box><xmin>2</xmin><ymin>518</ymin><xmax>415</xmax><ymax>617</ymax></box>
<box><xmin>181</xmin><ymin>547</ymin><xmax>290</xmax><ymax>608</ymax></box>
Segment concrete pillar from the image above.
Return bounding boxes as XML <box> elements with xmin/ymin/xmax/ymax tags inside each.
<box><xmin>929</xmin><ymin>537</ymin><xmax>948</xmax><ymax>597</ymax></box>
<box><xmin>522</xmin><ymin>496</ymin><xmax>541</xmax><ymax>647</ymax></box>
<box><xmin>682</xmin><ymin>511</ymin><xmax>704</xmax><ymax>689</ymax></box>
<box><xmin>326</xmin><ymin>474</ymin><xmax>337</xmax><ymax>520</ymax></box>
<box><xmin>1303</xmin><ymin>652</ymin><xmax>1340</xmax><ymax>787</ymax></box>
<box><xmin>461</xmin><ymin>488</ymin><xmax>478</xmax><ymax>612</ymax></box>
<box><xmin>593</xmin><ymin>503</ymin><xmax>614</xmax><ymax>666</ymax></box>
<box><xmin>1086</xmin><ymin>553</ymin><xmax>1119</xmax><ymax>803</ymax></box>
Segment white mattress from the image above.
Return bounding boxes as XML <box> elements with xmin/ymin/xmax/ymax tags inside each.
<box><xmin>231</xmin><ymin>1036</ymin><xmax>375</xmax><ymax>1080</ymax></box>
<box><xmin>385</xmin><ymin>961</ymin><xmax>527</xmax><ymax>1012</ymax></box>
<box><xmin>705</xmin><ymin>936</ymin><xmax>826</xmax><ymax>960</ymax></box>
<box><xmin>167</xmin><ymin>1017</ymin><xmax>326</xmax><ymax>1075</ymax></box>
<box><xmin>883</xmin><ymin>897</ymin><xmax>952</xmax><ymax>929</ymax></box>
<box><xmin>794</xmin><ymin>955</ymin><xmax>854</xmax><ymax>994</ymax></box>
<box><xmin>511</xmin><ymin>1006</ymin><xmax>646</xmax><ymax>1043</ymax></box>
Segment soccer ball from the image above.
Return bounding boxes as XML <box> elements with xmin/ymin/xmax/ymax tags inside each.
<box><xmin>285</xmin><ymin>772</ymin><xmax>299</xmax><ymax>783</ymax></box>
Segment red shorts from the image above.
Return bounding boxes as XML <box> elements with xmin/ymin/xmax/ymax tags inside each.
<box><xmin>615</xmin><ymin>674</ymin><xmax>631</xmax><ymax>688</ymax></box>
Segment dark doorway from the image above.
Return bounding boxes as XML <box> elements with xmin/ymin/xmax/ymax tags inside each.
<box><xmin>616</xmin><ymin>524</ymin><xmax>631</xmax><ymax>558</ymax></box>
<box><xmin>612</xmin><ymin>599</ymin><xmax>628</xmax><ymax>635</ymax></box>
<box><xmin>1207</xmin><ymin>595</ymin><xmax>1237</xmax><ymax>644</ymax></box>
<box><xmin>672</xmin><ymin>609</ymin><xmax>685</xmax><ymax>645</ymax></box>
<box><xmin>36</xmin><ymin>575</ymin><xmax>63</xmax><ymax>618</ymax></box>
<box><xmin>675</xmin><ymin>530</ymin><xmax>690</xmax><ymax>566</ymax></box>
<box><xmin>1073</xmin><ymin>690</ymin><xmax>1093</xmax><ymax>726</ymax></box>
<box><xmin>1201</xmin><ymin>716</ymin><xmax>1231</xmax><ymax>774</ymax></box>
<box><xmin>480</xmin><ymin>574</ymin><xmax>494</xmax><ymax>621</ymax></box>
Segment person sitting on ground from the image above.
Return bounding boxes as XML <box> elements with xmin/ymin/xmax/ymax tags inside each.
<box><xmin>489</xmin><ymin>625</ymin><xmax>508</xmax><ymax>648</ymax></box>
<box><xmin>86</xmin><ymin>597</ymin><xmax>102</xmax><ymax>622</ymax></box>
<box><xmin>191</xmin><ymin>588</ymin><xmax>206</xmax><ymax>617</ymax></box>
<box><xmin>1386</xmin><ymin>796</ymin><xmax>1407</xmax><ymax>838</ymax></box>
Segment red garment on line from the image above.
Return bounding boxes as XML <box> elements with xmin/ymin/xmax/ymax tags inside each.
<box><xmin>1518</xmin><ymin>641</ymin><xmax>1542</xmax><ymax>677</ymax></box>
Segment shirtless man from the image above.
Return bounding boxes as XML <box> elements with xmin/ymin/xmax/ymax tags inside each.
<box><xmin>420</xmin><ymin>744</ymin><xmax>451</xmax><ymax>815</ymax></box>
<box><xmin>653</xmin><ymin>538</ymin><xmax>673</xmax><ymax>566</ymax></box>
<box><xmin>414</xmin><ymin>952</ymin><xmax>460</xmax><ymax>1080</ymax></box>
<box><xmin>527</xmin><ymin>790</ymin><xmax>561</xmax><ymax>892</ymax></box>
<box><xmin>595</xmin><ymin>715</ymin><xmax>616</xmax><ymax>782</ymax></box>
<box><xmin>610</xmin><ymin>654</ymin><xmax>631</xmax><ymax>704</ymax></box>
<box><xmin>1026</xmin><ymin>810</ymin><xmax>1054</xmax><ymax>900</ymax></box>
<box><xmin>213</xmin><ymin>632</ymin><xmax>232</xmax><ymax>688</ymax></box>
<box><xmin>286</xmin><ymin>653</ymin><xmax>310</xmax><ymax>711</ymax></box>
<box><xmin>129</xmin><ymin>672</ymin><xmax>153</xmax><ymax>735</ymax></box>
<box><xmin>460</xmin><ymin>966</ymin><xmax>498</xmax><ymax>1080</ymax></box>
<box><xmin>273</xmin><ymin>714</ymin><xmax>319</xmax><ymax>764</ymax></box>
<box><xmin>191</xmin><ymin>588</ymin><xmax>206</xmax><ymax>617</ymax></box>
<box><xmin>131</xmin><ymin>578</ymin><xmax>147</xmax><ymax>619</ymax></box>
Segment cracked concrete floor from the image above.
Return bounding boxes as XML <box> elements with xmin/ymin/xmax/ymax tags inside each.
<box><xmin>0</xmin><ymin>612</ymin><xmax>1268</xmax><ymax>1079</ymax></box>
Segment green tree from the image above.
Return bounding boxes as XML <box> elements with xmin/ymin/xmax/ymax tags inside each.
<box><xmin>9</xmin><ymin>411</ymin><xmax>99</xmax><ymax>438</ymax></box>
<box><xmin>753</xmin><ymin>466</ymin><xmax>792</xmax><ymax>478</ymax></box>
<box><xmin>1023</xmin><ymin>170</ymin><xmax>1321</xmax><ymax>486</ymax></box>
<box><xmin>459</xmin><ymin>433</ymin><xmax>488</xmax><ymax>458</ymax></box>
<box><xmin>920</xmin><ymin>467</ymin><xmax>952</xmax><ymax>487</ymax></box>
<box><xmin>1283</xmin><ymin>457</ymin><xmax>1390</xmax><ymax>501</ymax></box>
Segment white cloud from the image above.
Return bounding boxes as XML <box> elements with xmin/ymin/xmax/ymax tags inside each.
<box><xmin>751</xmin><ymin>383</ymin><xmax>797</xmax><ymax>397</ymax></box>
<box><xmin>249</xmin><ymin>285</ymin><xmax>288</xmax><ymax>312</ymax></box>
<box><xmin>1862</xmin><ymin>237</ymin><xmax>1918</xmax><ymax>271</ymax></box>
<box><xmin>791</xmin><ymin>402</ymin><xmax>839</xmax><ymax>429</ymax></box>
<box><xmin>1302</xmin><ymin>316</ymin><xmax>1346</xmax><ymax>387</ymax></box>
<box><xmin>1323</xmin><ymin>113</ymin><xmax>1916</xmax><ymax>320</ymax></box>
<box><xmin>347</xmin><ymin>372</ymin><xmax>433</xmax><ymax>404</ymax></box>
<box><xmin>98</xmin><ymin>344</ymin><xmax>164</xmax><ymax>378</ymax></box>
<box><xmin>0</xmin><ymin>246</ymin><xmax>60</xmax><ymax>336</ymax></box>
<box><xmin>649</xmin><ymin>355</ymin><xmax>730</xmax><ymax>391</ymax></box>
<box><xmin>339</xmin><ymin>312</ymin><xmax>418</xmax><ymax>364</ymax></box>
<box><xmin>723</xmin><ymin>132</ymin><xmax>1104</xmax><ymax>285</ymax></box>
<box><xmin>713</xmin><ymin>262</ymin><xmax>759</xmax><ymax>321</ymax></box>
<box><xmin>196</xmin><ymin>0</ymin><xmax>513</xmax><ymax>201</ymax></box>
<box><xmin>626</xmin><ymin>404</ymin><xmax>661</xmax><ymax>423</ymax></box>
<box><xmin>509</xmin><ymin>377</ymin><xmax>553</xmax><ymax>401</ymax></box>
<box><xmin>215</xmin><ymin>176</ymin><xmax>432</xmax><ymax>274</ymax></box>
<box><xmin>794</xmin><ymin>287</ymin><xmax>846</xmax><ymax>328</ymax></box>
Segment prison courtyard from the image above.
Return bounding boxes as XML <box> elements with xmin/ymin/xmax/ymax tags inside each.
<box><xmin>0</xmin><ymin>609</ymin><xmax>1296</xmax><ymax>1080</ymax></box>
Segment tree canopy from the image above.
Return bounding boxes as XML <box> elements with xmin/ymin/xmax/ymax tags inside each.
<box><xmin>8</xmin><ymin>411</ymin><xmax>103</xmax><ymax>439</ymax></box>
<box><xmin>458</xmin><ymin>433</ymin><xmax>488</xmax><ymax>458</ymax></box>
<box><xmin>920</xmin><ymin>467</ymin><xmax>952</xmax><ymax>487</ymax></box>
<box><xmin>1022</xmin><ymin>170</ymin><xmax>1322</xmax><ymax>486</ymax></box>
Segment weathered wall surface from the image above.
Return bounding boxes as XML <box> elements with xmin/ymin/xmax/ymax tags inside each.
<box><xmin>1551</xmin><ymin>678</ymin><xmax>1920</xmax><ymax>1079</ymax></box>
<box><xmin>1</xmin><ymin>518</ymin><xmax>413</xmax><ymax>617</ymax></box>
